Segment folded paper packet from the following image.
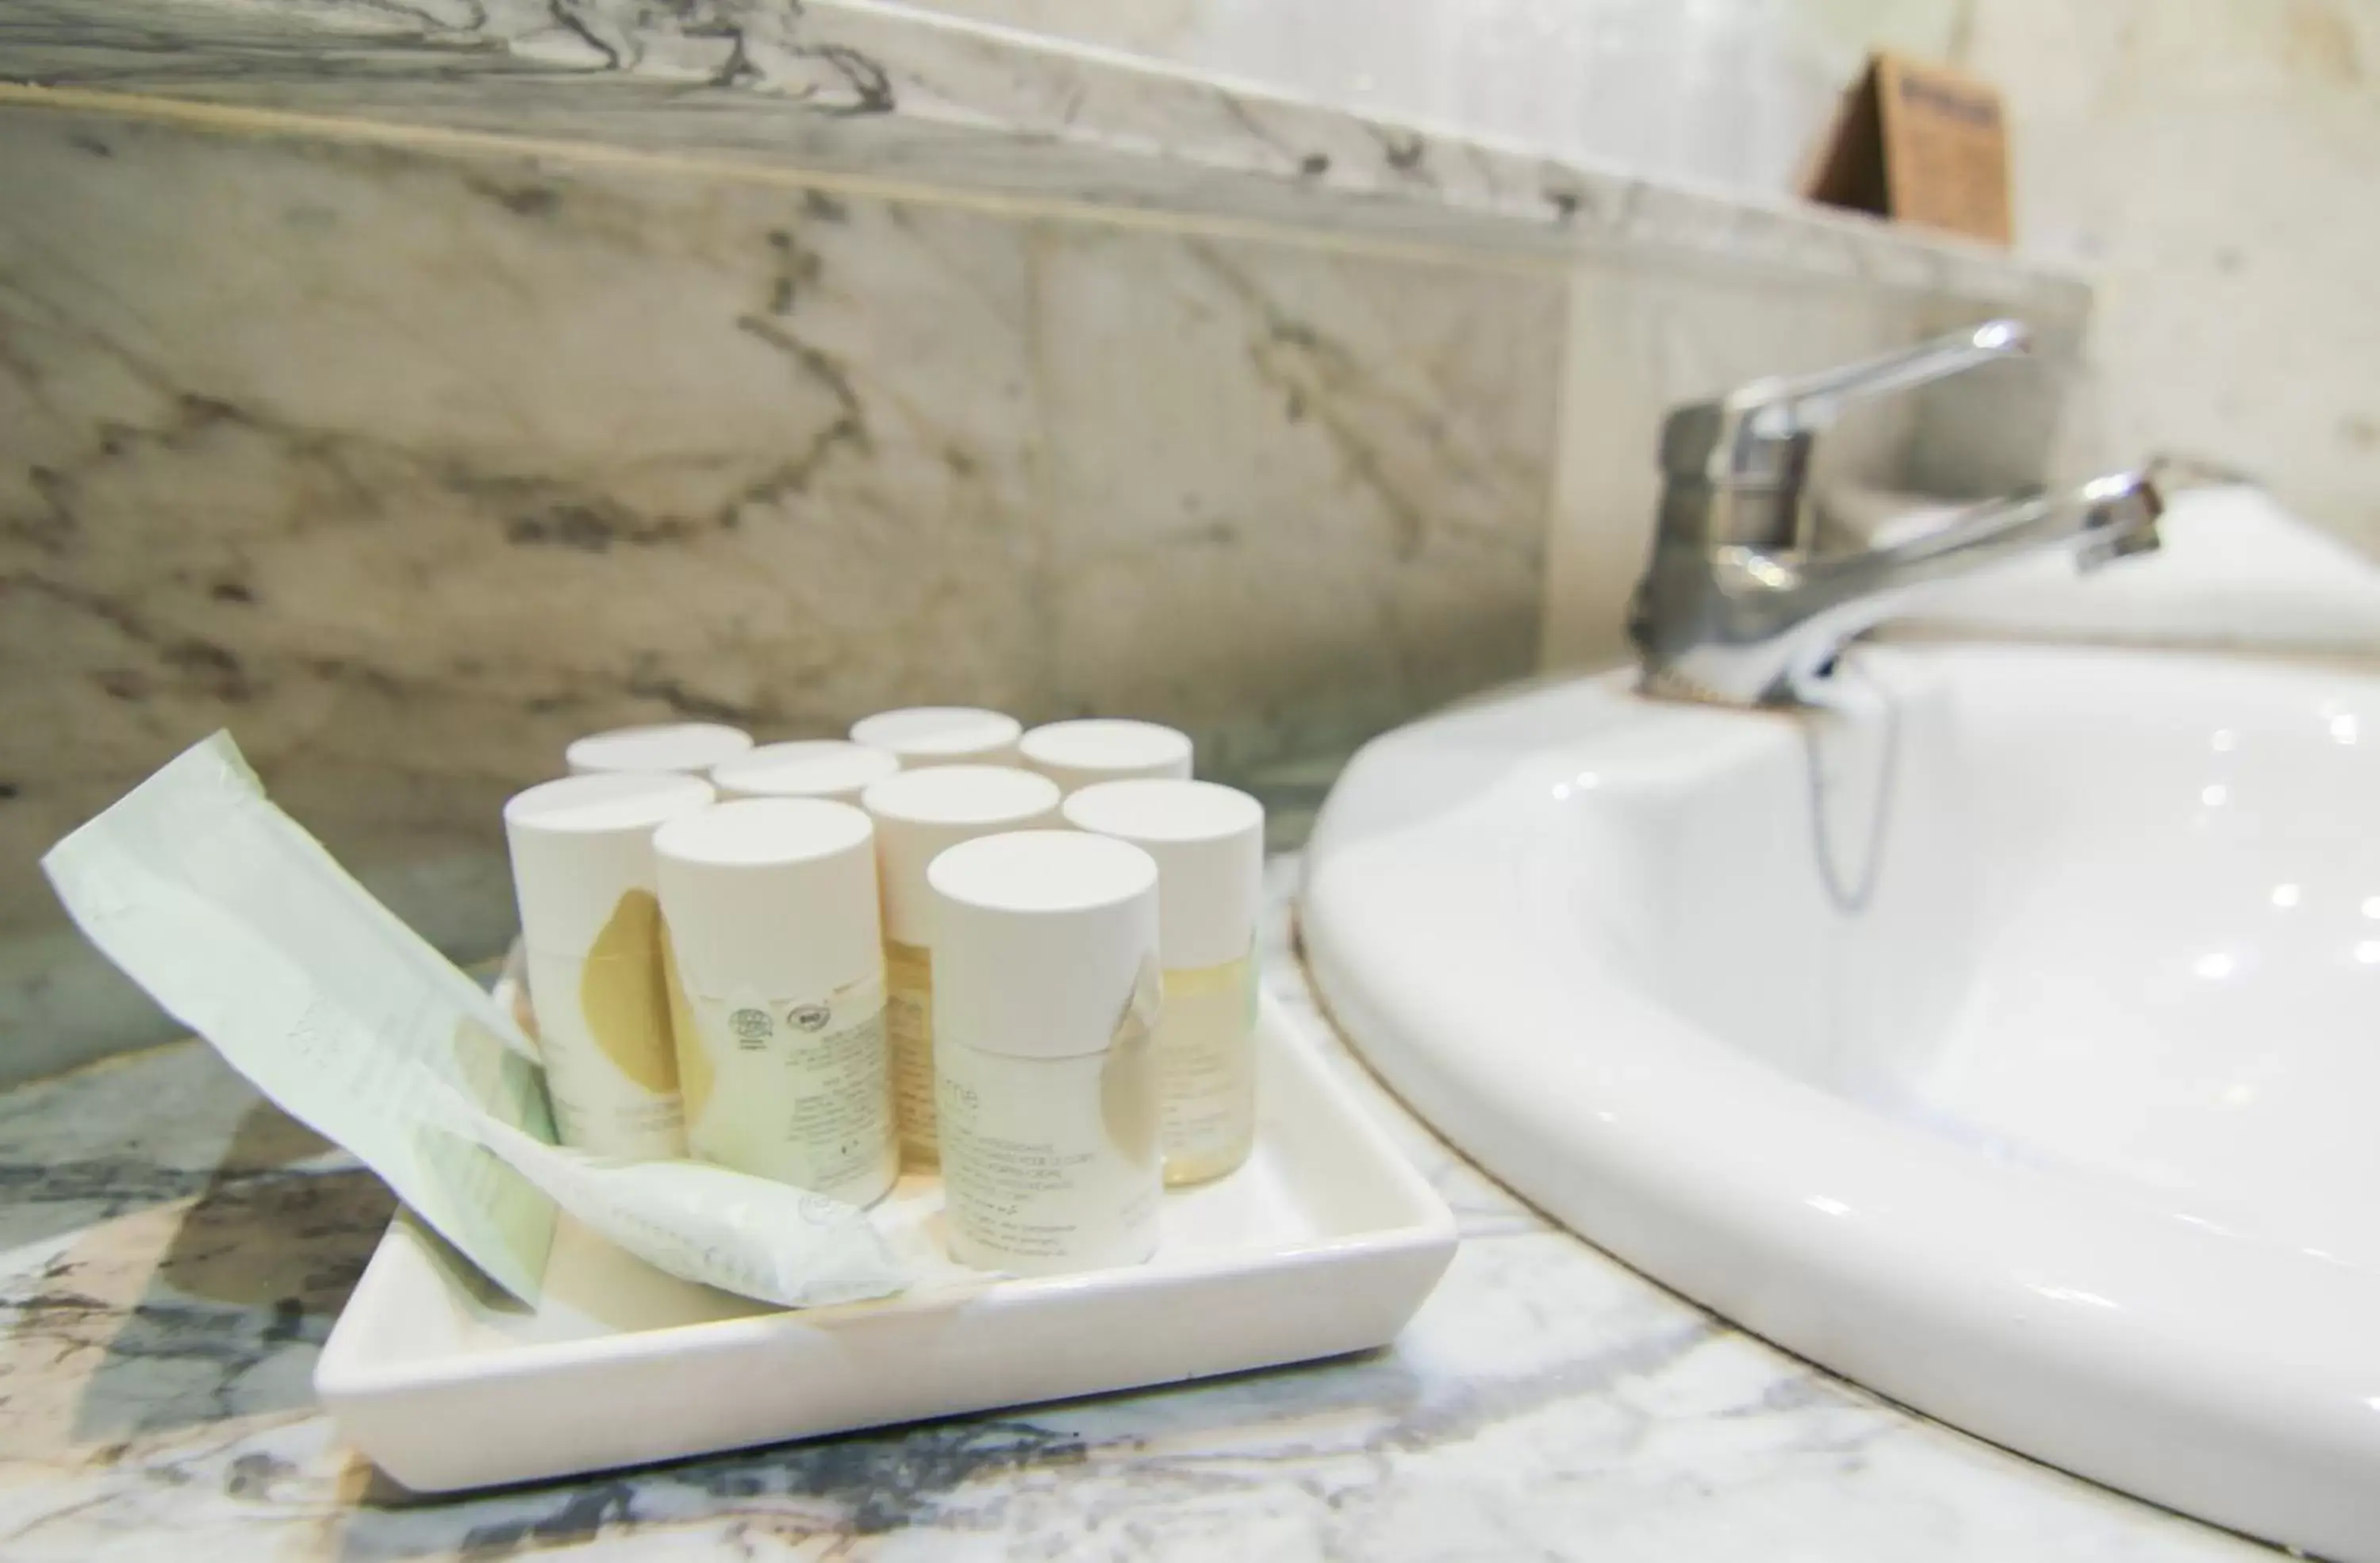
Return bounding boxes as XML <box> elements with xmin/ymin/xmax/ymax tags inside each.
<box><xmin>41</xmin><ymin>732</ymin><xmax>908</xmax><ymax>1311</ymax></box>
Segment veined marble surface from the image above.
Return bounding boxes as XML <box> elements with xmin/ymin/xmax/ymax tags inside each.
<box><xmin>0</xmin><ymin>858</ymin><xmax>2272</xmax><ymax>1561</ymax></box>
<box><xmin>0</xmin><ymin>98</ymin><xmax>1560</xmax><ymax>1079</ymax></box>
<box><xmin>1</xmin><ymin>0</ymin><xmax>2086</xmax><ymax>309</ymax></box>
<box><xmin>0</xmin><ymin>1</ymin><xmax>2091</xmax><ymax>1087</ymax></box>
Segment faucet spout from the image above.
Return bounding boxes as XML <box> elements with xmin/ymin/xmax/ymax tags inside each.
<box><xmin>1632</xmin><ymin>469</ymin><xmax>2165</xmax><ymax>707</ymax></box>
<box><xmin>1625</xmin><ymin>319</ymin><xmax>2167</xmax><ymax>708</ymax></box>
<box><xmin>1859</xmin><ymin>470</ymin><xmax>2164</xmax><ymax>579</ymax></box>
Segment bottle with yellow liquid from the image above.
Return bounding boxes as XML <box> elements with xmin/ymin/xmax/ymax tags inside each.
<box><xmin>858</xmin><ymin>764</ymin><xmax>1061</xmax><ymax>1168</ymax></box>
<box><xmin>1063</xmin><ymin>778</ymin><xmax>1265</xmax><ymax>1185</ymax></box>
<box><xmin>502</xmin><ymin>771</ymin><xmax>716</xmax><ymax>1160</ymax></box>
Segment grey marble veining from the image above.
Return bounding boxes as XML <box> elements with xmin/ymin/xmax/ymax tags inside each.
<box><xmin>1</xmin><ymin>0</ymin><xmax>2091</xmax><ymax>1086</ymax></box>
<box><xmin>0</xmin><ymin>97</ymin><xmax>1564</xmax><ymax>1078</ymax></box>
<box><xmin>0</xmin><ymin>859</ymin><xmax>2274</xmax><ymax>1561</ymax></box>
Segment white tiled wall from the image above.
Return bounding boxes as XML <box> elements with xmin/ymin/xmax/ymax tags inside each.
<box><xmin>1957</xmin><ymin>0</ymin><xmax>2380</xmax><ymax>548</ymax></box>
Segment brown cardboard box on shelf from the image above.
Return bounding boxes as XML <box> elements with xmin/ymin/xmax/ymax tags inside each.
<box><xmin>1806</xmin><ymin>52</ymin><xmax>2012</xmax><ymax>247</ymax></box>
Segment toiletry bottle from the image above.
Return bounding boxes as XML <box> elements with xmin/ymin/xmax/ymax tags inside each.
<box><xmin>849</xmin><ymin>706</ymin><xmax>1022</xmax><ymax>767</ymax></box>
<box><xmin>860</xmin><ymin>766</ymin><xmax>1061</xmax><ymax>1167</ymax></box>
<box><xmin>929</xmin><ymin>830</ymin><xmax>1163</xmax><ymax>1275</ymax></box>
<box><xmin>503</xmin><ymin>771</ymin><xmax>714</xmax><ymax>1158</ymax></box>
<box><xmin>1018</xmin><ymin>719</ymin><xmax>1193</xmax><ymax>793</ymax></box>
<box><xmin>1063</xmin><ymin>779</ymin><xmax>1264</xmax><ymax>1185</ymax></box>
<box><xmin>654</xmin><ymin>799</ymin><xmax>897</xmax><ymax>1206</ymax></box>
<box><xmin>712</xmin><ymin>739</ymin><xmax>899</xmax><ymax>805</ymax></box>
<box><xmin>566</xmin><ymin>722</ymin><xmax>754</xmax><ymax>776</ymax></box>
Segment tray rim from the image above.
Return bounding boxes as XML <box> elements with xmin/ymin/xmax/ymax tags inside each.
<box><xmin>315</xmin><ymin>990</ymin><xmax>1459</xmax><ymax>1402</ymax></box>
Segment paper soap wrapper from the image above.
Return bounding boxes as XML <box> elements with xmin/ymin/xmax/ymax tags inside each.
<box><xmin>449</xmin><ymin>1103</ymin><xmax>904</xmax><ymax>1309</ymax></box>
<box><xmin>42</xmin><ymin>732</ymin><xmax>907</xmax><ymax>1312</ymax></box>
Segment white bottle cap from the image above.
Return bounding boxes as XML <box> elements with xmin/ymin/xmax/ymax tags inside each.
<box><xmin>711</xmin><ymin>740</ymin><xmax>900</xmax><ymax>805</ymax></box>
<box><xmin>848</xmin><ymin>706</ymin><xmax>1022</xmax><ymax>767</ymax></box>
<box><xmin>653</xmin><ymin>800</ymin><xmax>880</xmax><ymax>1000</ymax></box>
<box><xmin>566</xmin><ymin>723</ymin><xmax>754</xmax><ymax>776</ymax></box>
<box><xmin>930</xmin><ymin>831</ymin><xmax>1158</xmax><ymax>1060</ymax></box>
<box><xmin>861</xmin><ymin>766</ymin><xmax>1061</xmax><ymax>944</ymax></box>
<box><xmin>504</xmin><ymin>772</ymin><xmax>716</xmax><ymax>958</ymax></box>
<box><xmin>1019</xmin><ymin>719</ymin><xmax>1194</xmax><ymax>793</ymax></box>
<box><xmin>1062</xmin><ymin>779</ymin><xmax>1265</xmax><ymax>970</ymax></box>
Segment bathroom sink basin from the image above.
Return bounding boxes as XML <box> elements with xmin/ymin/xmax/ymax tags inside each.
<box><xmin>1302</xmin><ymin>643</ymin><xmax>2380</xmax><ymax>1560</ymax></box>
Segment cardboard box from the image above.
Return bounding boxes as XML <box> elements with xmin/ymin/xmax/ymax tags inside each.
<box><xmin>1806</xmin><ymin>52</ymin><xmax>2012</xmax><ymax>247</ymax></box>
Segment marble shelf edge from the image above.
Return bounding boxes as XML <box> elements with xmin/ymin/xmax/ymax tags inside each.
<box><xmin>1</xmin><ymin>0</ymin><xmax>2087</xmax><ymax>313</ymax></box>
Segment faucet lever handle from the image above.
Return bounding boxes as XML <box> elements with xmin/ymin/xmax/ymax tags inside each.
<box><xmin>1730</xmin><ymin>318</ymin><xmax>2032</xmax><ymax>441</ymax></box>
<box><xmin>1663</xmin><ymin>319</ymin><xmax>2034</xmax><ymax>492</ymax></box>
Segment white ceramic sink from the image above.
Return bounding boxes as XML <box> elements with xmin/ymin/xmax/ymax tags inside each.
<box><xmin>1303</xmin><ymin>641</ymin><xmax>2380</xmax><ymax>1559</ymax></box>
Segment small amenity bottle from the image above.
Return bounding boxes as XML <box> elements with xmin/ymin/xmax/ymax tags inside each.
<box><xmin>929</xmin><ymin>830</ymin><xmax>1164</xmax><ymax>1275</ymax></box>
<box><xmin>1062</xmin><ymin>779</ymin><xmax>1264</xmax><ymax>1185</ymax></box>
<box><xmin>565</xmin><ymin>722</ymin><xmax>753</xmax><ymax>776</ymax></box>
<box><xmin>654</xmin><ymin>799</ymin><xmax>897</xmax><ymax>1206</ymax></box>
<box><xmin>1018</xmin><ymin>719</ymin><xmax>1193</xmax><ymax>793</ymax></box>
<box><xmin>860</xmin><ymin>765</ymin><xmax>1061</xmax><ymax>1167</ymax></box>
<box><xmin>712</xmin><ymin>739</ymin><xmax>899</xmax><ymax>805</ymax></box>
<box><xmin>503</xmin><ymin>771</ymin><xmax>715</xmax><ymax>1158</ymax></box>
<box><xmin>849</xmin><ymin>706</ymin><xmax>1022</xmax><ymax>767</ymax></box>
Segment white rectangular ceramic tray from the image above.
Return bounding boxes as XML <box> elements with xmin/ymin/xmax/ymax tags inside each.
<box><xmin>315</xmin><ymin>992</ymin><xmax>1457</xmax><ymax>1492</ymax></box>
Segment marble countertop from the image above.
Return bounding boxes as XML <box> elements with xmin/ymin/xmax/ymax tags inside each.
<box><xmin>0</xmin><ymin>858</ymin><xmax>2273</xmax><ymax>1561</ymax></box>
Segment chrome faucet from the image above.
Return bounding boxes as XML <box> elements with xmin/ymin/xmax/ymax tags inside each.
<box><xmin>1627</xmin><ymin>320</ymin><xmax>2166</xmax><ymax>706</ymax></box>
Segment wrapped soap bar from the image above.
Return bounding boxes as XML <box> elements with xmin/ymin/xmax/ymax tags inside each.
<box><xmin>41</xmin><ymin>732</ymin><xmax>908</xmax><ymax>1311</ymax></box>
<box><xmin>434</xmin><ymin>1096</ymin><xmax>905</xmax><ymax>1309</ymax></box>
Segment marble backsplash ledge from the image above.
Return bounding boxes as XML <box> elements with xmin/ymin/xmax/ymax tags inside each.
<box><xmin>3</xmin><ymin>0</ymin><xmax>2090</xmax><ymax>312</ymax></box>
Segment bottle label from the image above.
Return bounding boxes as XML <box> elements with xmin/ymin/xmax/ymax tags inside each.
<box><xmin>884</xmin><ymin>939</ymin><xmax>938</xmax><ymax>1165</ymax></box>
<box><xmin>674</xmin><ymin>971</ymin><xmax>896</xmax><ymax>1205</ymax></box>
<box><xmin>1157</xmin><ymin>950</ymin><xmax>1259</xmax><ymax>1184</ymax></box>
<box><xmin>937</xmin><ymin>965</ymin><xmax>1162</xmax><ymax>1273</ymax></box>
<box><xmin>528</xmin><ymin>931</ymin><xmax>686</xmax><ymax>1162</ymax></box>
